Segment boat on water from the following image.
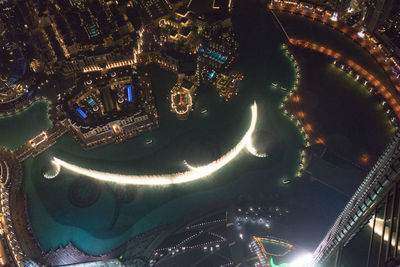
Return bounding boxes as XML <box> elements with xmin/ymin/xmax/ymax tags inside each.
<box><xmin>146</xmin><ymin>139</ymin><xmax>153</xmax><ymax>145</ymax></box>
<box><xmin>201</xmin><ymin>109</ymin><xmax>207</xmax><ymax>114</ymax></box>
<box><xmin>271</xmin><ymin>82</ymin><xmax>278</xmax><ymax>87</ymax></box>
<box><xmin>280</xmin><ymin>87</ymin><xmax>287</xmax><ymax>91</ymax></box>
<box><xmin>282</xmin><ymin>179</ymin><xmax>291</xmax><ymax>184</ymax></box>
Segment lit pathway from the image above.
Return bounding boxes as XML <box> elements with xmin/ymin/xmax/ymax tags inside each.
<box><xmin>289</xmin><ymin>38</ymin><xmax>400</xmax><ymax>120</ymax></box>
<box><xmin>268</xmin><ymin>1</ymin><xmax>400</xmax><ymax>110</ymax></box>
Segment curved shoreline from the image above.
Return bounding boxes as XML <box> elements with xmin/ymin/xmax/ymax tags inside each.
<box><xmin>289</xmin><ymin>38</ymin><xmax>400</xmax><ymax>120</ymax></box>
<box><xmin>0</xmin><ymin>96</ymin><xmax>52</xmax><ymax>119</ymax></box>
<box><xmin>269</xmin><ymin>1</ymin><xmax>400</xmax><ymax>115</ymax></box>
<box><xmin>279</xmin><ymin>45</ymin><xmax>308</xmax><ymax>177</ymax></box>
<box><xmin>0</xmin><ymin>149</ymin><xmax>43</xmax><ymax>266</ymax></box>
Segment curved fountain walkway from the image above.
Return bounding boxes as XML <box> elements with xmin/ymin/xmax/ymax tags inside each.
<box><xmin>53</xmin><ymin>102</ymin><xmax>258</xmax><ymax>185</ymax></box>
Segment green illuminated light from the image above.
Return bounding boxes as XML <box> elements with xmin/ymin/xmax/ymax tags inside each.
<box><xmin>270</xmin><ymin>258</ymin><xmax>290</xmax><ymax>267</ymax></box>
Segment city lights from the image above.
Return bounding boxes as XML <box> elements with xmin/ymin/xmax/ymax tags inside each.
<box><xmin>358</xmin><ymin>28</ymin><xmax>366</xmax><ymax>39</ymax></box>
<box><xmin>1</xmin><ymin>0</ymin><xmax>399</xmax><ymax>265</ymax></box>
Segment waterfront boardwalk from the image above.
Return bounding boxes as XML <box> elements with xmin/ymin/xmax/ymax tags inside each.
<box><xmin>14</xmin><ymin>122</ymin><xmax>68</xmax><ymax>163</ymax></box>
<box><xmin>0</xmin><ymin>150</ymin><xmax>44</xmax><ymax>266</ymax></box>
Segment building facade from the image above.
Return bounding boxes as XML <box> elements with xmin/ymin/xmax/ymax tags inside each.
<box><xmin>313</xmin><ymin>130</ymin><xmax>400</xmax><ymax>266</ymax></box>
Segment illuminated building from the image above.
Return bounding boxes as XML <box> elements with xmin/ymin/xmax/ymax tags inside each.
<box><xmin>197</xmin><ymin>16</ymin><xmax>238</xmax><ymax>82</ymax></box>
<box><xmin>214</xmin><ymin>71</ymin><xmax>244</xmax><ymax>101</ymax></box>
<box><xmin>136</xmin><ymin>0</ymin><xmax>172</xmax><ymax>21</ymax></box>
<box><xmin>20</xmin><ymin>0</ymin><xmax>141</xmax><ymax>73</ymax></box>
<box><xmin>313</xmin><ymin>131</ymin><xmax>400</xmax><ymax>266</ymax></box>
<box><xmin>170</xmin><ymin>76</ymin><xmax>197</xmax><ymax>119</ymax></box>
<box><xmin>0</xmin><ymin>42</ymin><xmax>30</xmax><ymax>105</ymax></box>
<box><xmin>212</xmin><ymin>0</ymin><xmax>234</xmax><ymax>12</ymax></box>
<box><xmin>62</xmin><ymin>69</ymin><xmax>158</xmax><ymax>150</ymax></box>
<box><xmin>0</xmin><ymin>0</ymin><xmax>38</xmax><ymax>114</ymax></box>
<box><xmin>136</xmin><ymin>5</ymin><xmax>242</xmax><ymax>116</ymax></box>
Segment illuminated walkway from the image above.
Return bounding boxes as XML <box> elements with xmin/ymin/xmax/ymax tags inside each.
<box><xmin>289</xmin><ymin>38</ymin><xmax>400</xmax><ymax>120</ymax></box>
<box><xmin>268</xmin><ymin>1</ymin><xmax>400</xmax><ymax>86</ymax></box>
<box><xmin>268</xmin><ymin>1</ymin><xmax>400</xmax><ymax>112</ymax></box>
<box><xmin>53</xmin><ymin>102</ymin><xmax>258</xmax><ymax>185</ymax></box>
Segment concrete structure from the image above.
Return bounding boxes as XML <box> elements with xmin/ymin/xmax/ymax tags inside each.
<box><xmin>14</xmin><ymin>123</ymin><xmax>68</xmax><ymax>162</ymax></box>
<box><xmin>170</xmin><ymin>75</ymin><xmax>197</xmax><ymax>119</ymax></box>
<box><xmin>70</xmin><ymin>113</ymin><xmax>157</xmax><ymax>149</ymax></box>
<box><xmin>313</xmin><ymin>131</ymin><xmax>400</xmax><ymax>266</ymax></box>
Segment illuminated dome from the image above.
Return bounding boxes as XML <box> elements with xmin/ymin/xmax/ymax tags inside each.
<box><xmin>112</xmin><ymin>124</ymin><xmax>122</xmax><ymax>134</ymax></box>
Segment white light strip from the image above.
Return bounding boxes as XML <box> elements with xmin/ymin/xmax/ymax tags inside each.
<box><xmin>43</xmin><ymin>161</ymin><xmax>61</xmax><ymax>179</ymax></box>
<box><xmin>368</xmin><ymin>216</ymin><xmax>399</xmax><ymax>248</ymax></box>
<box><xmin>246</xmin><ymin>138</ymin><xmax>268</xmax><ymax>158</ymax></box>
<box><xmin>53</xmin><ymin>102</ymin><xmax>258</xmax><ymax>185</ymax></box>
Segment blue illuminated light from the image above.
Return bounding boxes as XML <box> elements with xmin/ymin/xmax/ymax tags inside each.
<box><xmin>127</xmin><ymin>85</ymin><xmax>133</xmax><ymax>103</ymax></box>
<box><xmin>203</xmin><ymin>49</ymin><xmax>227</xmax><ymax>64</ymax></box>
<box><xmin>76</xmin><ymin>108</ymin><xmax>87</xmax><ymax>119</ymax></box>
<box><xmin>209</xmin><ymin>71</ymin><xmax>215</xmax><ymax>79</ymax></box>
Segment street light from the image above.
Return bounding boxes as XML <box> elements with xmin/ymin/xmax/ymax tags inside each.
<box><xmin>330</xmin><ymin>12</ymin><xmax>338</xmax><ymax>22</ymax></box>
<box><xmin>358</xmin><ymin>28</ymin><xmax>366</xmax><ymax>39</ymax></box>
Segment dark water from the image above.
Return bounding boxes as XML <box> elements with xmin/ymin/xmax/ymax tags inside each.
<box><xmin>0</xmin><ymin>100</ymin><xmax>52</xmax><ymax>150</ymax></box>
<box><xmin>0</xmin><ymin>0</ymin><xmax>392</xmax><ymax>256</ymax></box>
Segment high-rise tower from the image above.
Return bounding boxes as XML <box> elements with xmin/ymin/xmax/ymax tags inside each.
<box><xmin>313</xmin><ymin>131</ymin><xmax>400</xmax><ymax>266</ymax></box>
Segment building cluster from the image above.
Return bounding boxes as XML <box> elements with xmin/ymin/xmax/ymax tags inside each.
<box><xmin>274</xmin><ymin>0</ymin><xmax>400</xmax><ymax>65</ymax></box>
<box><xmin>313</xmin><ymin>130</ymin><xmax>400</xmax><ymax>267</ymax></box>
<box><xmin>214</xmin><ymin>71</ymin><xmax>244</xmax><ymax>101</ymax></box>
<box><xmin>0</xmin><ymin>43</ymin><xmax>29</xmax><ymax>104</ymax></box>
<box><xmin>20</xmin><ymin>0</ymin><xmax>143</xmax><ymax>74</ymax></box>
<box><xmin>0</xmin><ymin>1</ymin><xmax>39</xmax><ymax>113</ymax></box>
<box><xmin>170</xmin><ymin>75</ymin><xmax>195</xmax><ymax>120</ymax></box>
<box><xmin>0</xmin><ymin>157</ymin><xmax>20</xmax><ymax>267</ymax></box>
<box><xmin>0</xmin><ymin>0</ymin><xmax>244</xmax><ymax>150</ymax></box>
<box><xmin>0</xmin><ymin>150</ymin><xmax>44</xmax><ymax>267</ymax></box>
<box><xmin>135</xmin><ymin>4</ymin><xmax>240</xmax><ymax>118</ymax></box>
<box><xmin>59</xmin><ymin>68</ymin><xmax>158</xmax><ymax>149</ymax></box>
<box><xmin>378</xmin><ymin>3</ymin><xmax>400</xmax><ymax>51</ymax></box>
